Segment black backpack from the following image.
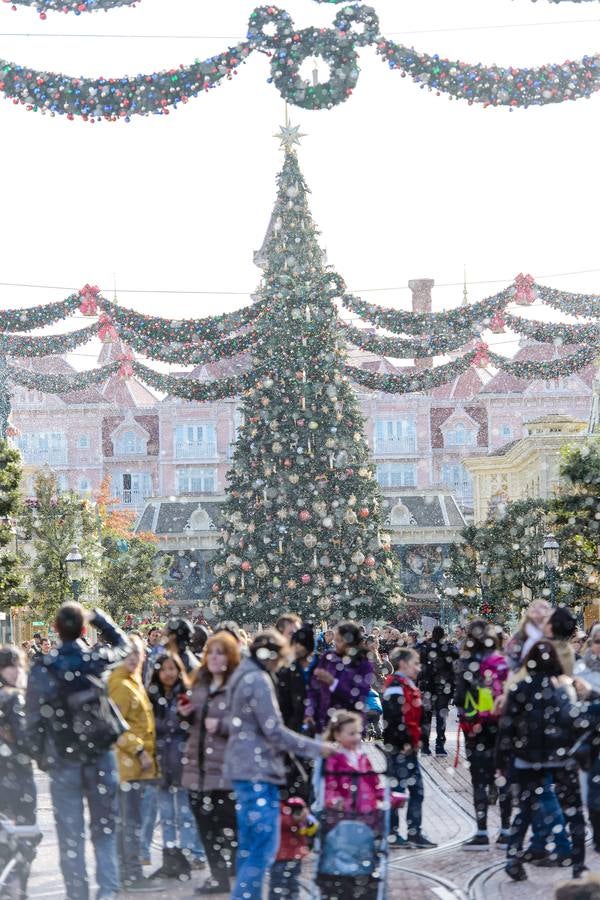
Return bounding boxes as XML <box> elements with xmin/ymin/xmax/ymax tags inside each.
<box><xmin>51</xmin><ymin>671</ymin><xmax>129</xmax><ymax>763</ymax></box>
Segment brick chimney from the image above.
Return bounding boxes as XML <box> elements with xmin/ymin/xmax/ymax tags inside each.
<box><xmin>408</xmin><ymin>278</ymin><xmax>434</xmax><ymax>370</ymax></box>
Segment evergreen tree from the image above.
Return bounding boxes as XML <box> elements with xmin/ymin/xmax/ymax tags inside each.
<box><xmin>96</xmin><ymin>476</ymin><xmax>170</xmax><ymax>619</ymax></box>
<box><xmin>19</xmin><ymin>471</ymin><xmax>102</xmax><ymax>619</ymax></box>
<box><xmin>0</xmin><ymin>440</ymin><xmax>27</xmax><ymax>611</ymax></box>
<box><xmin>212</xmin><ymin>134</ymin><xmax>401</xmax><ymax>623</ymax></box>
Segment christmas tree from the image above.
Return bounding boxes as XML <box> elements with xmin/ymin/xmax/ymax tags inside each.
<box><xmin>212</xmin><ymin>126</ymin><xmax>401</xmax><ymax>623</ymax></box>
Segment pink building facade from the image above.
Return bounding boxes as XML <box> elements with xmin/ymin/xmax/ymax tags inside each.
<box><xmin>8</xmin><ymin>280</ymin><xmax>595</xmax><ymax>523</ymax></box>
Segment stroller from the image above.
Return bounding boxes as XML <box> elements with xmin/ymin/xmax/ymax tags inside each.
<box><xmin>0</xmin><ymin>816</ymin><xmax>42</xmax><ymax>900</ymax></box>
<box><xmin>312</xmin><ymin>744</ymin><xmax>391</xmax><ymax>900</ymax></box>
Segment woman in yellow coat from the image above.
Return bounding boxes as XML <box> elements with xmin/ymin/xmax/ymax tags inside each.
<box><xmin>108</xmin><ymin>634</ymin><xmax>158</xmax><ymax>891</ymax></box>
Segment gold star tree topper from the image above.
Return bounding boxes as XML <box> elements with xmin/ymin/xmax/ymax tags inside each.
<box><xmin>275</xmin><ymin>122</ymin><xmax>306</xmax><ymax>151</ymax></box>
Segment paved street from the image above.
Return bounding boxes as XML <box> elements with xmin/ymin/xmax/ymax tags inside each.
<box><xmin>28</xmin><ymin>729</ymin><xmax>600</xmax><ymax>899</ymax></box>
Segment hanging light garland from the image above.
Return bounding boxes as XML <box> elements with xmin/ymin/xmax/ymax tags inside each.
<box><xmin>340</xmin><ymin>287</ymin><xmax>514</xmax><ymax>336</ymax></box>
<box><xmin>116</xmin><ymin>327</ymin><xmax>257</xmax><ymax>365</ymax></box>
<box><xmin>342</xmin><ymin>324</ymin><xmax>476</xmax><ymax>357</ymax></box>
<box><xmin>1</xmin><ymin>4</ymin><xmax>600</xmax><ymax>120</ymax></box>
<box><xmin>504</xmin><ymin>312</ymin><xmax>600</xmax><ymax>345</ymax></box>
<box><xmin>0</xmin><ymin>293</ymin><xmax>81</xmax><ymax>331</ymax></box>
<box><xmin>8</xmin><ymin>360</ymin><xmax>120</xmax><ymax>392</ymax></box>
<box><xmin>6</xmin><ymin>0</ymin><xmax>141</xmax><ymax>16</ymax></box>
<box><xmin>344</xmin><ymin>352</ymin><xmax>478</xmax><ymax>394</ymax></box>
<box><xmin>1</xmin><ymin>322</ymin><xmax>99</xmax><ymax>356</ymax></box>
<box><xmin>532</xmin><ymin>281</ymin><xmax>600</xmax><ymax>318</ymax></box>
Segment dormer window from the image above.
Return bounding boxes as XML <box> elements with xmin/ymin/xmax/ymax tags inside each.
<box><xmin>444</xmin><ymin>422</ymin><xmax>477</xmax><ymax>447</ymax></box>
<box><xmin>112</xmin><ymin>424</ymin><xmax>148</xmax><ymax>457</ymax></box>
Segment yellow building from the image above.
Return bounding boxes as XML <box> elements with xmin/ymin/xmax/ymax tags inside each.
<box><xmin>465</xmin><ymin>414</ymin><xmax>588</xmax><ymax>525</ymax></box>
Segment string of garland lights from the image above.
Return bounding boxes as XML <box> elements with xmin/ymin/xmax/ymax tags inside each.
<box><xmin>532</xmin><ymin>281</ymin><xmax>600</xmax><ymax>317</ymax></box>
<box><xmin>117</xmin><ymin>327</ymin><xmax>257</xmax><ymax>365</ymax></box>
<box><xmin>342</xmin><ymin>324</ymin><xmax>476</xmax><ymax>358</ymax></box>
<box><xmin>1</xmin><ymin>3</ymin><xmax>600</xmax><ymax>120</ymax></box>
<box><xmin>0</xmin><ymin>292</ymin><xmax>81</xmax><ymax>331</ymax></box>
<box><xmin>340</xmin><ymin>287</ymin><xmax>514</xmax><ymax>335</ymax></box>
<box><xmin>503</xmin><ymin>312</ymin><xmax>600</xmax><ymax>344</ymax></box>
<box><xmin>6</xmin><ymin>0</ymin><xmax>141</xmax><ymax>16</ymax></box>
<box><xmin>487</xmin><ymin>344</ymin><xmax>599</xmax><ymax>378</ymax></box>
<box><xmin>344</xmin><ymin>351</ymin><xmax>478</xmax><ymax>394</ymax></box>
<box><xmin>0</xmin><ymin>322</ymin><xmax>99</xmax><ymax>356</ymax></box>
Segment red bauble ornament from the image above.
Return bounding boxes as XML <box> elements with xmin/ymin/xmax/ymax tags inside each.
<box><xmin>298</xmin><ymin>510</ymin><xmax>311</xmax><ymax>522</ymax></box>
<box><xmin>301</xmin><ymin>574</ymin><xmax>311</xmax><ymax>585</ymax></box>
<box><xmin>358</xmin><ymin>507</ymin><xmax>369</xmax><ymax>518</ymax></box>
<box><xmin>365</xmin><ymin>555</ymin><xmax>376</xmax><ymax>567</ymax></box>
<box><xmin>283</xmin><ymin>458</ymin><xmax>292</xmax><ymax>468</ymax></box>
<box><xmin>241</xmin><ymin>561</ymin><xmax>251</xmax><ymax>572</ymax></box>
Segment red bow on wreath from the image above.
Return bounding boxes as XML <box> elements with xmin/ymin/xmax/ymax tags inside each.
<box><xmin>514</xmin><ymin>273</ymin><xmax>536</xmax><ymax>306</ymax></box>
<box><xmin>472</xmin><ymin>340</ymin><xmax>490</xmax><ymax>368</ymax></box>
<box><xmin>79</xmin><ymin>284</ymin><xmax>100</xmax><ymax>317</ymax></box>
<box><xmin>98</xmin><ymin>312</ymin><xmax>118</xmax><ymax>342</ymax></box>
<box><xmin>118</xmin><ymin>351</ymin><xmax>134</xmax><ymax>378</ymax></box>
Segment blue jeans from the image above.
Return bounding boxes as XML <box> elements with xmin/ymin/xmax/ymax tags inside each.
<box><xmin>389</xmin><ymin>750</ymin><xmax>423</xmax><ymax>837</ymax></box>
<box><xmin>232</xmin><ymin>781</ymin><xmax>281</xmax><ymax>900</ymax></box>
<box><xmin>119</xmin><ymin>781</ymin><xmax>146</xmax><ymax>884</ymax></box>
<box><xmin>508</xmin><ymin>770</ymin><xmax>571</xmax><ymax>862</ymax></box>
<box><xmin>158</xmin><ymin>785</ymin><xmax>204</xmax><ymax>856</ymax></box>
<box><xmin>49</xmin><ymin>751</ymin><xmax>120</xmax><ymax>900</ymax></box>
<box><xmin>269</xmin><ymin>859</ymin><xmax>302</xmax><ymax>900</ymax></box>
<box><xmin>140</xmin><ymin>783</ymin><xmax>158</xmax><ymax>860</ymax></box>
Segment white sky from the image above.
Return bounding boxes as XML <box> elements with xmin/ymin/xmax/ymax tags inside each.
<box><xmin>1</xmin><ymin>0</ymin><xmax>599</xmax><ymax>370</ymax></box>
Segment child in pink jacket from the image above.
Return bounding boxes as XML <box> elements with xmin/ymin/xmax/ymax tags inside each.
<box><xmin>323</xmin><ymin>711</ymin><xmax>405</xmax><ymax>813</ymax></box>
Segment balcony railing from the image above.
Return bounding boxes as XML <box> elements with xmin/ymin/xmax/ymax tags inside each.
<box><xmin>20</xmin><ymin>448</ymin><xmax>68</xmax><ymax>466</ymax></box>
<box><xmin>374</xmin><ymin>436</ymin><xmax>417</xmax><ymax>455</ymax></box>
<box><xmin>174</xmin><ymin>442</ymin><xmax>217</xmax><ymax>460</ymax></box>
<box><xmin>120</xmin><ymin>489</ymin><xmax>146</xmax><ymax>507</ymax></box>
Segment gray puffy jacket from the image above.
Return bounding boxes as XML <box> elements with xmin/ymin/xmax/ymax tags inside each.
<box><xmin>224</xmin><ymin>657</ymin><xmax>323</xmax><ymax>785</ymax></box>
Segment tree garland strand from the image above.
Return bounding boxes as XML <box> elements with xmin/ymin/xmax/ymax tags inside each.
<box><xmin>102</xmin><ymin>297</ymin><xmax>264</xmax><ymax>343</ymax></box>
<box><xmin>1</xmin><ymin>4</ymin><xmax>600</xmax><ymax>119</ymax></box>
<box><xmin>131</xmin><ymin>361</ymin><xmax>247</xmax><ymax>401</ymax></box>
<box><xmin>8</xmin><ymin>360</ymin><xmax>120</xmax><ymax>392</ymax></box>
<box><xmin>533</xmin><ymin>282</ymin><xmax>600</xmax><ymax>318</ymax></box>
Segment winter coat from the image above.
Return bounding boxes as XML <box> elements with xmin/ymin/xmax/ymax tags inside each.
<box><xmin>276</xmin><ymin>801</ymin><xmax>311</xmax><ymax>862</ymax></box>
<box><xmin>382</xmin><ymin>673</ymin><xmax>422</xmax><ymax>751</ymax></box>
<box><xmin>419</xmin><ymin>639</ymin><xmax>458</xmax><ymax>704</ymax></box>
<box><xmin>0</xmin><ymin>680</ymin><xmax>36</xmax><ymax>824</ymax></box>
<box><xmin>277</xmin><ymin>661</ymin><xmax>312</xmax><ymax>733</ymax></box>
<box><xmin>574</xmin><ymin>655</ymin><xmax>600</xmax><ymax>693</ymax></box>
<box><xmin>25</xmin><ymin>609</ymin><xmax>131</xmax><ymax>770</ymax></box>
<box><xmin>454</xmin><ymin>652</ymin><xmax>508</xmax><ymax>726</ymax></box>
<box><xmin>108</xmin><ymin>665</ymin><xmax>158</xmax><ymax>783</ymax></box>
<box><xmin>181</xmin><ymin>680</ymin><xmax>231</xmax><ymax>793</ymax></box>
<box><xmin>306</xmin><ymin>651</ymin><xmax>374</xmax><ymax>733</ymax></box>
<box><xmin>324</xmin><ymin>750</ymin><xmax>384</xmax><ymax>814</ymax></box>
<box><xmin>497</xmin><ymin>674</ymin><xmax>584</xmax><ymax>770</ymax></box>
<box><xmin>224</xmin><ymin>657</ymin><xmax>324</xmax><ymax>785</ymax></box>
<box><xmin>150</xmin><ymin>682</ymin><xmax>189</xmax><ymax>788</ymax></box>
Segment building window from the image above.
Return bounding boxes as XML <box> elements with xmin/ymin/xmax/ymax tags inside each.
<box><xmin>500</xmin><ymin>424</ymin><xmax>512</xmax><ymax>440</ymax></box>
<box><xmin>16</xmin><ymin>432</ymin><xmax>68</xmax><ymax>465</ymax></box>
<box><xmin>77</xmin><ymin>434</ymin><xmax>91</xmax><ymax>449</ymax></box>
<box><xmin>119</xmin><ymin>473</ymin><xmax>152</xmax><ymax>506</ymax></box>
<box><xmin>441</xmin><ymin>463</ymin><xmax>473</xmax><ymax>500</ymax></box>
<box><xmin>115</xmin><ymin>430</ymin><xmax>145</xmax><ymax>455</ymax></box>
<box><xmin>376</xmin><ymin>463</ymin><xmax>417</xmax><ymax>488</ymax></box>
<box><xmin>177</xmin><ymin>467</ymin><xmax>217</xmax><ymax>495</ymax></box>
<box><xmin>56</xmin><ymin>474</ymin><xmax>69</xmax><ymax>493</ymax></box>
<box><xmin>374</xmin><ymin>418</ymin><xmax>417</xmax><ymax>454</ymax></box>
<box><xmin>445</xmin><ymin>422</ymin><xmax>476</xmax><ymax>447</ymax></box>
<box><xmin>78</xmin><ymin>478</ymin><xmax>91</xmax><ymax>494</ymax></box>
<box><xmin>174</xmin><ymin>423</ymin><xmax>217</xmax><ymax>459</ymax></box>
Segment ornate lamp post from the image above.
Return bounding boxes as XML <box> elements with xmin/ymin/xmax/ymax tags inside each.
<box><xmin>543</xmin><ymin>533</ymin><xmax>560</xmax><ymax>607</ymax></box>
<box><xmin>65</xmin><ymin>545</ymin><xmax>84</xmax><ymax>602</ymax></box>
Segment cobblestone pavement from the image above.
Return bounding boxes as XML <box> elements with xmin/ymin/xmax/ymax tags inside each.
<box><xmin>27</xmin><ymin>726</ymin><xmax>600</xmax><ymax>899</ymax></box>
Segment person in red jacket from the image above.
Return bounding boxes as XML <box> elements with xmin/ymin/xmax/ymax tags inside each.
<box><xmin>268</xmin><ymin>797</ymin><xmax>316</xmax><ymax>899</ymax></box>
<box><xmin>382</xmin><ymin>648</ymin><xmax>437</xmax><ymax>849</ymax></box>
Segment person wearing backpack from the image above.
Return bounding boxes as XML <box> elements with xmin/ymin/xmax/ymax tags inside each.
<box><xmin>25</xmin><ymin>603</ymin><xmax>131</xmax><ymax>900</ymax></box>
<box><xmin>454</xmin><ymin>619</ymin><xmax>511</xmax><ymax>851</ymax></box>
<box><xmin>418</xmin><ymin>625</ymin><xmax>458</xmax><ymax>757</ymax></box>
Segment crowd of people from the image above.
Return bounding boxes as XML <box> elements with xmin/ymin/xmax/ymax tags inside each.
<box><xmin>0</xmin><ymin>601</ymin><xmax>599</xmax><ymax>900</ymax></box>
